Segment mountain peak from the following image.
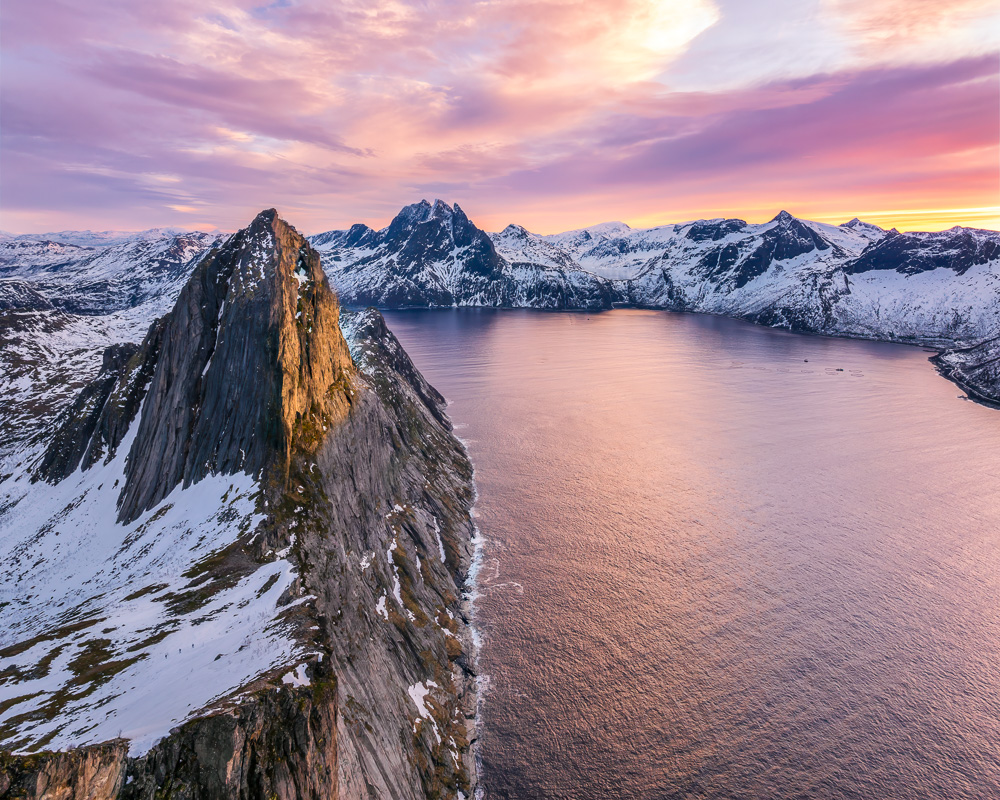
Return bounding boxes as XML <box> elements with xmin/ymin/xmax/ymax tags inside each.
<box><xmin>430</xmin><ymin>198</ymin><xmax>454</xmax><ymax>217</ymax></box>
<box><xmin>254</xmin><ymin>207</ymin><xmax>279</xmax><ymax>223</ymax></box>
<box><xmin>63</xmin><ymin>208</ymin><xmax>357</xmax><ymax>522</ymax></box>
<box><xmin>770</xmin><ymin>210</ymin><xmax>795</xmax><ymax>224</ymax></box>
<box><xmin>500</xmin><ymin>223</ymin><xmax>529</xmax><ymax>237</ymax></box>
<box><xmin>841</xmin><ymin>217</ymin><xmax>885</xmax><ymax>234</ymax></box>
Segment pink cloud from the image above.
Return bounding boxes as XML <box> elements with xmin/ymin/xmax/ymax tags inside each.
<box><xmin>0</xmin><ymin>0</ymin><xmax>996</xmax><ymax>233</ymax></box>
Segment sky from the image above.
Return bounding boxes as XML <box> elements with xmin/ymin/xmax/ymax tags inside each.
<box><xmin>1</xmin><ymin>0</ymin><xmax>998</xmax><ymax>235</ymax></box>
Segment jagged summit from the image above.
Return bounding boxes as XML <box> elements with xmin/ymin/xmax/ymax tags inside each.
<box><xmin>119</xmin><ymin>208</ymin><xmax>354</xmax><ymax>521</ymax></box>
<box><xmin>841</xmin><ymin>217</ymin><xmax>886</xmax><ymax>236</ymax></box>
<box><xmin>384</xmin><ymin>198</ymin><xmax>474</xmax><ymax>240</ymax></box>
<box><xmin>500</xmin><ymin>223</ymin><xmax>529</xmax><ymax>236</ymax></box>
<box><xmin>35</xmin><ymin>208</ymin><xmax>355</xmax><ymax>522</ymax></box>
<box><xmin>309</xmin><ymin>199</ymin><xmax>509</xmax><ymax>307</ymax></box>
<box><xmin>848</xmin><ymin>224</ymin><xmax>1000</xmax><ymax>276</ymax></box>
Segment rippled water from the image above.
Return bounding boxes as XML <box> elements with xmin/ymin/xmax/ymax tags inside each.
<box><xmin>383</xmin><ymin>309</ymin><xmax>1000</xmax><ymax>800</ymax></box>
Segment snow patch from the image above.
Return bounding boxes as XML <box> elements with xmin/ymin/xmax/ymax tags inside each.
<box><xmin>281</xmin><ymin>663</ymin><xmax>310</xmax><ymax>687</ymax></box>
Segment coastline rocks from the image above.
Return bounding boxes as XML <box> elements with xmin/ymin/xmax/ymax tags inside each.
<box><xmin>934</xmin><ymin>335</ymin><xmax>1000</xmax><ymax>405</ymax></box>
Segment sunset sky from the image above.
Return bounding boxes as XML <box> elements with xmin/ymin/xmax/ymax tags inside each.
<box><xmin>2</xmin><ymin>0</ymin><xmax>998</xmax><ymax>235</ymax></box>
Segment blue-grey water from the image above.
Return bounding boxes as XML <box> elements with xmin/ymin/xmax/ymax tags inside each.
<box><xmin>383</xmin><ymin>308</ymin><xmax>1000</xmax><ymax>800</ymax></box>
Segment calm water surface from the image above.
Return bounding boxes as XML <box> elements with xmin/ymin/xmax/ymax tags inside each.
<box><xmin>383</xmin><ymin>309</ymin><xmax>1000</xmax><ymax>800</ymax></box>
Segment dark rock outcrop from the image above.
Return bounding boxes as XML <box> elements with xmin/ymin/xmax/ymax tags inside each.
<box><xmin>0</xmin><ymin>281</ymin><xmax>53</xmax><ymax>312</ymax></box>
<box><xmin>0</xmin><ymin>671</ymin><xmax>337</xmax><ymax>800</ymax></box>
<box><xmin>122</xmin><ymin>668</ymin><xmax>338</xmax><ymax>800</ymax></box>
<box><xmin>723</xmin><ymin>211</ymin><xmax>834</xmax><ymax>288</ymax></box>
<box><xmin>35</xmin><ymin>320</ymin><xmax>165</xmax><ymax>482</ymax></box>
<box><xmin>684</xmin><ymin>218</ymin><xmax>747</xmax><ymax>242</ymax></box>
<box><xmin>847</xmin><ymin>227</ymin><xmax>1000</xmax><ymax>276</ymax></box>
<box><xmin>35</xmin><ymin>341</ymin><xmax>140</xmax><ymax>481</ymax></box>
<box><xmin>933</xmin><ymin>335</ymin><xmax>1000</xmax><ymax>405</ymax></box>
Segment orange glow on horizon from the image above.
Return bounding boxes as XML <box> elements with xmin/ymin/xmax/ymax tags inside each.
<box><xmin>459</xmin><ymin>204</ymin><xmax>1000</xmax><ymax>238</ymax></box>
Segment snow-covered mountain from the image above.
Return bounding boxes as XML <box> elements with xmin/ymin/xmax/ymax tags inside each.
<box><xmin>0</xmin><ymin>230</ymin><xmax>219</xmax><ymax>318</ymax></box>
<box><xmin>311</xmin><ymin>202</ymin><xmax>1000</xmax><ymax>347</ymax></box>
<box><xmin>0</xmin><ymin>211</ymin><xmax>478</xmax><ymax>798</ymax></box>
<box><xmin>310</xmin><ymin>199</ymin><xmax>613</xmax><ymax>309</ymax></box>
<box><xmin>618</xmin><ymin>212</ymin><xmax>1000</xmax><ymax>346</ymax></box>
<box><xmin>0</xmin><ymin>226</ymin><xmax>220</xmax><ymax>249</ymax></box>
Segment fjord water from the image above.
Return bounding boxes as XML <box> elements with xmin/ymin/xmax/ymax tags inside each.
<box><xmin>384</xmin><ymin>309</ymin><xmax>1000</xmax><ymax>800</ymax></box>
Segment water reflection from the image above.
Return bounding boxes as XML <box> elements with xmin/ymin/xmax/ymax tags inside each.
<box><xmin>385</xmin><ymin>309</ymin><xmax>1000</xmax><ymax>800</ymax></box>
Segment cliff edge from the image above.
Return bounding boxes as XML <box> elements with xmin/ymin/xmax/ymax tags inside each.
<box><xmin>0</xmin><ymin>211</ymin><xmax>478</xmax><ymax>799</ymax></box>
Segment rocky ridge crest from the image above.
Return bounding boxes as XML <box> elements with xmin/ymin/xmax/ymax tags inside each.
<box><xmin>1</xmin><ymin>211</ymin><xmax>478</xmax><ymax>799</ymax></box>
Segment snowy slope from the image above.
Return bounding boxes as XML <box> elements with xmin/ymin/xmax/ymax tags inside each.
<box><xmin>619</xmin><ymin>214</ymin><xmax>1000</xmax><ymax>344</ymax></box>
<box><xmin>311</xmin><ymin>201</ymin><xmax>1000</xmax><ymax>346</ymax></box>
<box><xmin>0</xmin><ymin>220</ymin><xmax>312</xmax><ymax>756</ymax></box>
<box><xmin>542</xmin><ymin>220</ymin><xmax>682</xmax><ymax>279</ymax></box>
<box><xmin>0</xmin><ymin>449</ymin><xmax>299</xmax><ymax>755</ymax></box>
<box><xmin>0</xmin><ymin>307</ymin><xmax>149</xmax><ymax>458</ymax></box>
<box><xmin>0</xmin><ymin>230</ymin><xmax>219</xmax><ymax>315</ymax></box>
<box><xmin>310</xmin><ymin>200</ymin><xmax>612</xmax><ymax>309</ymax></box>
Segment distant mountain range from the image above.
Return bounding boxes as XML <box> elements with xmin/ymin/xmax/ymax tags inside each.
<box><xmin>308</xmin><ymin>199</ymin><xmax>1000</xmax><ymax>348</ymax></box>
<box><xmin>0</xmin><ymin>229</ymin><xmax>219</xmax><ymax>316</ymax></box>
<box><xmin>0</xmin><ymin>226</ymin><xmax>222</xmax><ymax>248</ymax></box>
<box><xmin>3</xmin><ymin>199</ymin><xmax>999</xmax><ymax>399</ymax></box>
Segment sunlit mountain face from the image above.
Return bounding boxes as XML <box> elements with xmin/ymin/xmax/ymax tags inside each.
<box><xmin>2</xmin><ymin>0</ymin><xmax>997</xmax><ymax>234</ymax></box>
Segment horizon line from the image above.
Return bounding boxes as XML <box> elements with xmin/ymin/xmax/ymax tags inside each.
<box><xmin>3</xmin><ymin>204</ymin><xmax>999</xmax><ymax>238</ymax></box>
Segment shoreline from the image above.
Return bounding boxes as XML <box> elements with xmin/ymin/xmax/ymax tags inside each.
<box><xmin>929</xmin><ymin>353</ymin><xmax>1000</xmax><ymax>410</ymax></box>
<box><xmin>452</xmin><ymin>423</ymin><xmax>487</xmax><ymax>800</ymax></box>
<box><xmin>363</xmin><ymin>302</ymin><xmax>982</xmax><ymax>351</ymax></box>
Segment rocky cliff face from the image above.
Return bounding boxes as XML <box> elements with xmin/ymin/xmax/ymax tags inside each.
<box><xmin>116</xmin><ymin>209</ymin><xmax>354</xmax><ymax>521</ymax></box>
<box><xmin>0</xmin><ymin>212</ymin><xmax>478</xmax><ymax>799</ymax></box>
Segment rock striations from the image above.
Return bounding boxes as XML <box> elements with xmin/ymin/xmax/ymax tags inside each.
<box><xmin>118</xmin><ymin>209</ymin><xmax>354</xmax><ymax>521</ymax></box>
<box><xmin>0</xmin><ymin>211</ymin><xmax>479</xmax><ymax>799</ymax></box>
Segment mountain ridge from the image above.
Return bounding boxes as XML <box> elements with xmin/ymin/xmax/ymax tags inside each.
<box><xmin>1</xmin><ymin>210</ymin><xmax>479</xmax><ymax>799</ymax></box>
<box><xmin>4</xmin><ymin>199</ymin><xmax>999</xmax><ymax>401</ymax></box>
<box><xmin>306</xmin><ymin>200</ymin><xmax>1000</xmax><ymax>350</ymax></box>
